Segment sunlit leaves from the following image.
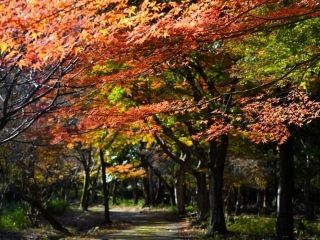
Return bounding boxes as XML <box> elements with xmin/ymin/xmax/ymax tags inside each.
<box><xmin>107</xmin><ymin>163</ymin><xmax>146</xmax><ymax>180</ymax></box>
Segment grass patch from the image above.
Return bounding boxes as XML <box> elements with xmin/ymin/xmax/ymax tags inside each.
<box><xmin>109</xmin><ymin>199</ymin><xmax>144</xmax><ymax>208</ymax></box>
<box><xmin>224</xmin><ymin>215</ymin><xmax>320</xmax><ymax>239</ymax></box>
<box><xmin>167</xmin><ymin>206</ymin><xmax>178</xmax><ymax>214</ymax></box>
<box><xmin>227</xmin><ymin>215</ymin><xmax>275</xmax><ymax>237</ymax></box>
<box><xmin>186</xmin><ymin>205</ymin><xmax>196</xmax><ymax>213</ymax></box>
<box><xmin>46</xmin><ymin>198</ymin><xmax>69</xmax><ymax>215</ymax></box>
<box><xmin>294</xmin><ymin>219</ymin><xmax>320</xmax><ymax>238</ymax></box>
<box><xmin>0</xmin><ymin>203</ymin><xmax>31</xmax><ymax>230</ymax></box>
<box><xmin>110</xmin><ymin>198</ymin><xmax>144</xmax><ymax>208</ymax></box>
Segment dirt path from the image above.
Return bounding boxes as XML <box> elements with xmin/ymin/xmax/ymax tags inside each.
<box><xmin>0</xmin><ymin>205</ymin><xmax>199</xmax><ymax>240</ymax></box>
<box><xmin>61</xmin><ymin>205</ymin><xmax>195</xmax><ymax>239</ymax></box>
<box><xmin>88</xmin><ymin>207</ymin><xmax>190</xmax><ymax>239</ymax></box>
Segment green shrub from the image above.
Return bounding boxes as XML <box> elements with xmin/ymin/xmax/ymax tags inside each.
<box><xmin>294</xmin><ymin>219</ymin><xmax>320</xmax><ymax>237</ymax></box>
<box><xmin>186</xmin><ymin>205</ymin><xmax>196</xmax><ymax>213</ymax></box>
<box><xmin>110</xmin><ymin>198</ymin><xmax>144</xmax><ymax>207</ymax></box>
<box><xmin>0</xmin><ymin>203</ymin><xmax>30</xmax><ymax>230</ymax></box>
<box><xmin>167</xmin><ymin>206</ymin><xmax>178</xmax><ymax>214</ymax></box>
<box><xmin>46</xmin><ymin>199</ymin><xmax>69</xmax><ymax>215</ymax></box>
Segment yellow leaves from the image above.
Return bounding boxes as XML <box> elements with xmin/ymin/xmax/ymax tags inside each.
<box><xmin>179</xmin><ymin>137</ymin><xmax>193</xmax><ymax>146</ymax></box>
<box><xmin>99</xmin><ymin>29</ymin><xmax>109</xmax><ymax>36</ymax></box>
<box><xmin>125</xmin><ymin>6</ymin><xmax>136</xmax><ymax>16</ymax></box>
<box><xmin>27</xmin><ymin>0</ymin><xmax>37</xmax><ymax>5</ymax></box>
<box><xmin>107</xmin><ymin>164</ymin><xmax>146</xmax><ymax>180</ymax></box>
<box><xmin>67</xmin><ymin>143</ymin><xmax>74</xmax><ymax>149</ymax></box>
<box><xmin>0</xmin><ymin>42</ymin><xmax>8</xmax><ymax>53</ymax></box>
<box><xmin>142</xmin><ymin>134</ymin><xmax>154</xmax><ymax>148</ymax></box>
<box><xmin>299</xmin><ymin>81</ymin><xmax>307</xmax><ymax>90</ymax></box>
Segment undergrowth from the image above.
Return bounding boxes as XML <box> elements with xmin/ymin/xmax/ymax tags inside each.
<box><xmin>0</xmin><ymin>203</ymin><xmax>30</xmax><ymax>230</ymax></box>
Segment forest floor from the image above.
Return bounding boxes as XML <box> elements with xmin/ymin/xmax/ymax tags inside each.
<box><xmin>0</xmin><ymin>205</ymin><xmax>202</xmax><ymax>240</ymax></box>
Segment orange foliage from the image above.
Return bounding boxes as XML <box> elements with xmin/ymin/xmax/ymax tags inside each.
<box><xmin>107</xmin><ymin>163</ymin><xmax>146</xmax><ymax>180</ymax></box>
<box><xmin>241</xmin><ymin>90</ymin><xmax>320</xmax><ymax>144</ymax></box>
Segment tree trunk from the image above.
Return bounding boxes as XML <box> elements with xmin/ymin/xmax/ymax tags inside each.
<box><xmin>112</xmin><ymin>180</ymin><xmax>118</xmax><ymax>205</ymax></box>
<box><xmin>175</xmin><ymin>167</ymin><xmax>186</xmax><ymax>214</ymax></box>
<box><xmin>169</xmin><ymin>187</ymin><xmax>176</xmax><ymax>206</ymax></box>
<box><xmin>89</xmin><ymin>165</ymin><xmax>100</xmax><ymax>204</ymax></box>
<box><xmin>21</xmin><ymin>195</ymin><xmax>71</xmax><ymax>236</ymax></box>
<box><xmin>235</xmin><ymin>186</ymin><xmax>242</xmax><ymax>216</ymax></box>
<box><xmin>99</xmin><ymin>150</ymin><xmax>111</xmax><ymax>223</ymax></box>
<box><xmin>146</xmin><ymin>160</ymin><xmax>175</xmax><ymax>206</ymax></box>
<box><xmin>73</xmin><ymin>182</ymin><xmax>78</xmax><ymax>199</ymax></box>
<box><xmin>148</xmin><ymin>165</ymin><xmax>155</xmax><ymax>206</ymax></box>
<box><xmin>142</xmin><ymin>177</ymin><xmax>150</xmax><ymax>207</ymax></box>
<box><xmin>80</xmin><ymin>168</ymin><xmax>90</xmax><ymax>211</ymax></box>
<box><xmin>276</xmin><ymin>137</ymin><xmax>294</xmax><ymax>240</ymax></box>
<box><xmin>304</xmin><ymin>154</ymin><xmax>315</xmax><ymax>221</ymax></box>
<box><xmin>304</xmin><ymin>178</ymin><xmax>315</xmax><ymax>221</ymax></box>
<box><xmin>195</xmin><ymin>172</ymin><xmax>209</xmax><ymax>222</ymax></box>
<box><xmin>207</xmin><ymin>136</ymin><xmax>228</xmax><ymax>235</ymax></box>
<box><xmin>155</xmin><ymin>180</ymin><xmax>165</xmax><ymax>205</ymax></box>
<box><xmin>133</xmin><ymin>180</ymin><xmax>139</xmax><ymax>205</ymax></box>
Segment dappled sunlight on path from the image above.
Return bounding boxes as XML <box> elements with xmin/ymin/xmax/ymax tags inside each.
<box><xmin>0</xmin><ymin>205</ymin><xmax>197</xmax><ymax>239</ymax></box>
<box><xmin>61</xmin><ymin>205</ymin><xmax>196</xmax><ymax>239</ymax></box>
<box><xmin>89</xmin><ymin>207</ymin><xmax>192</xmax><ymax>239</ymax></box>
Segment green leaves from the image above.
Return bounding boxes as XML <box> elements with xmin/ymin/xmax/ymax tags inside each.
<box><xmin>108</xmin><ymin>86</ymin><xmax>125</xmax><ymax>103</ymax></box>
<box><xmin>91</xmin><ymin>60</ymin><xmax>129</xmax><ymax>76</ymax></box>
<box><xmin>229</xmin><ymin>18</ymin><xmax>320</xmax><ymax>91</ymax></box>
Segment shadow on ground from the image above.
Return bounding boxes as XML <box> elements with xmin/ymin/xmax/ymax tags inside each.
<box><xmin>0</xmin><ymin>205</ymin><xmax>197</xmax><ymax>239</ymax></box>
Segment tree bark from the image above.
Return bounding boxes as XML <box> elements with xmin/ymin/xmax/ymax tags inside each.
<box><xmin>195</xmin><ymin>172</ymin><xmax>209</xmax><ymax>221</ymax></box>
<box><xmin>148</xmin><ymin>165</ymin><xmax>155</xmax><ymax>206</ymax></box>
<box><xmin>207</xmin><ymin>136</ymin><xmax>228</xmax><ymax>235</ymax></box>
<box><xmin>304</xmin><ymin>178</ymin><xmax>315</xmax><ymax>221</ymax></box>
<box><xmin>89</xmin><ymin>165</ymin><xmax>100</xmax><ymax>204</ymax></box>
<box><xmin>79</xmin><ymin>150</ymin><xmax>92</xmax><ymax>211</ymax></box>
<box><xmin>235</xmin><ymin>186</ymin><xmax>242</xmax><ymax>216</ymax></box>
<box><xmin>146</xmin><ymin>159</ymin><xmax>175</xmax><ymax>206</ymax></box>
<box><xmin>20</xmin><ymin>195</ymin><xmax>71</xmax><ymax>236</ymax></box>
<box><xmin>142</xmin><ymin>177</ymin><xmax>150</xmax><ymax>207</ymax></box>
<box><xmin>99</xmin><ymin>149</ymin><xmax>111</xmax><ymax>223</ymax></box>
<box><xmin>304</xmin><ymin>154</ymin><xmax>315</xmax><ymax>221</ymax></box>
<box><xmin>132</xmin><ymin>180</ymin><xmax>139</xmax><ymax>205</ymax></box>
<box><xmin>80</xmin><ymin>167</ymin><xmax>90</xmax><ymax>211</ymax></box>
<box><xmin>276</xmin><ymin>137</ymin><xmax>294</xmax><ymax>240</ymax></box>
<box><xmin>112</xmin><ymin>180</ymin><xmax>118</xmax><ymax>205</ymax></box>
<box><xmin>175</xmin><ymin>167</ymin><xmax>186</xmax><ymax>214</ymax></box>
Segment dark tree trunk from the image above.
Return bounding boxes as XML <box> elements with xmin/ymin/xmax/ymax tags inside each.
<box><xmin>256</xmin><ymin>189</ymin><xmax>265</xmax><ymax>216</ymax></box>
<box><xmin>195</xmin><ymin>172</ymin><xmax>209</xmax><ymax>221</ymax></box>
<box><xmin>89</xmin><ymin>165</ymin><xmax>100</xmax><ymax>204</ymax></box>
<box><xmin>20</xmin><ymin>195</ymin><xmax>71</xmax><ymax>236</ymax></box>
<box><xmin>304</xmin><ymin>154</ymin><xmax>315</xmax><ymax>221</ymax></box>
<box><xmin>207</xmin><ymin>136</ymin><xmax>228</xmax><ymax>235</ymax></box>
<box><xmin>142</xmin><ymin>177</ymin><xmax>150</xmax><ymax>207</ymax></box>
<box><xmin>235</xmin><ymin>186</ymin><xmax>242</xmax><ymax>216</ymax></box>
<box><xmin>146</xmin><ymin>160</ymin><xmax>176</xmax><ymax>206</ymax></box>
<box><xmin>304</xmin><ymin>178</ymin><xmax>315</xmax><ymax>221</ymax></box>
<box><xmin>148</xmin><ymin>165</ymin><xmax>155</xmax><ymax>206</ymax></box>
<box><xmin>175</xmin><ymin>167</ymin><xmax>186</xmax><ymax>214</ymax></box>
<box><xmin>155</xmin><ymin>180</ymin><xmax>165</xmax><ymax>205</ymax></box>
<box><xmin>112</xmin><ymin>180</ymin><xmax>118</xmax><ymax>205</ymax></box>
<box><xmin>99</xmin><ymin>150</ymin><xmax>111</xmax><ymax>224</ymax></box>
<box><xmin>241</xmin><ymin>187</ymin><xmax>248</xmax><ymax>212</ymax></box>
<box><xmin>79</xmin><ymin>150</ymin><xmax>92</xmax><ymax>211</ymax></box>
<box><xmin>74</xmin><ymin>182</ymin><xmax>78</xmax><ymax>199</ymax></box>
<box><xmin>169</xmin><ymin>187</ymin><xmax>176</xmax><ymax>206</ymax></box>
<box><xmin>132</xmin><ymin>180</ymin><xmax>139</xmax><ymax>205</ymax></box>
<box><xmin>80</xmin><ymin>168</ymin><xmax>90</xmax><ymax>211</ymax></box>
<box><xmin>276</xmin><ymin>137</ymin><xmax>294</xmax><ymax>240</ymax></box>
